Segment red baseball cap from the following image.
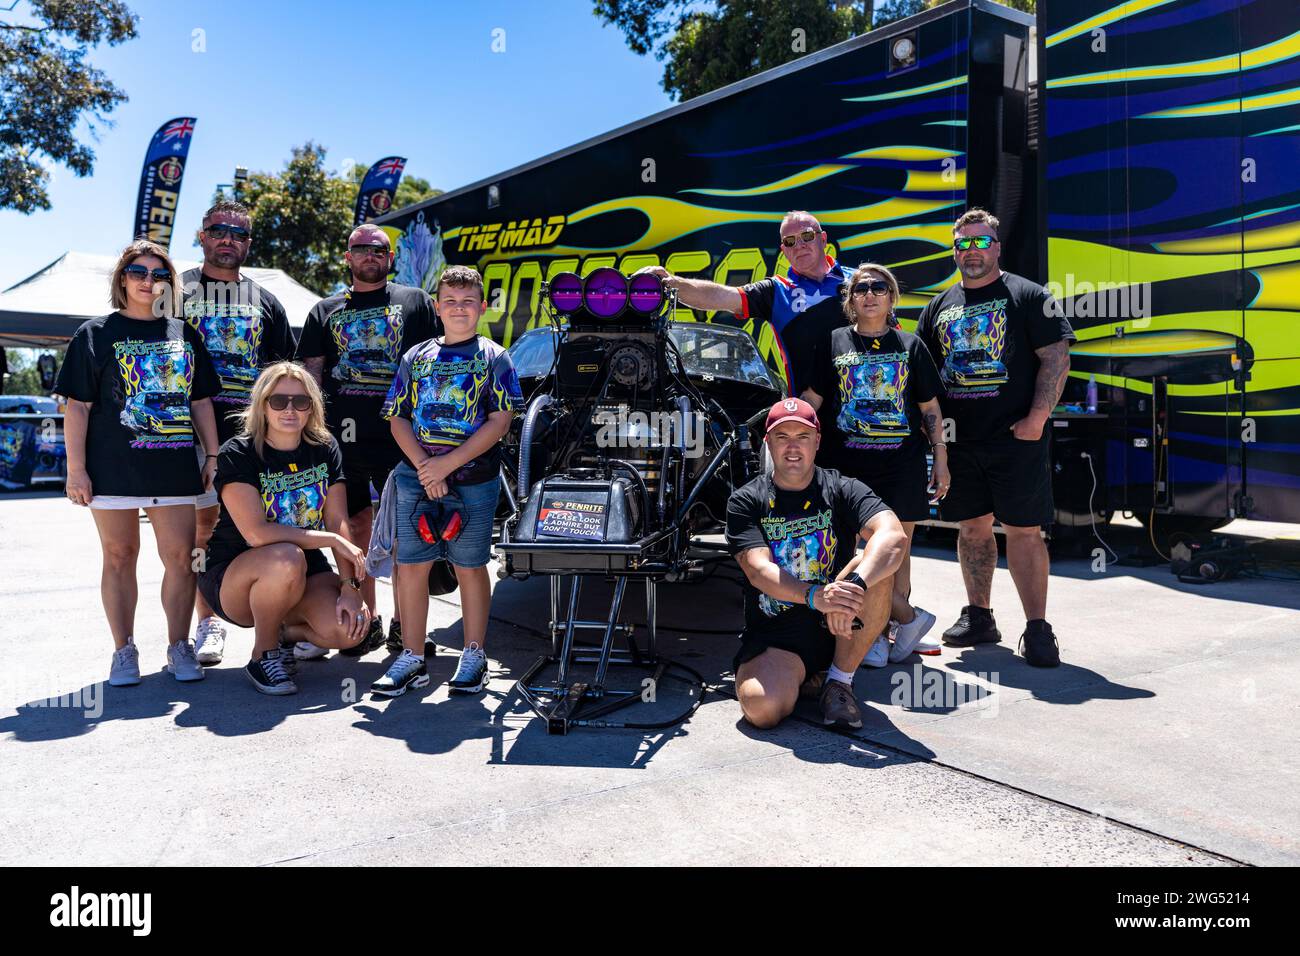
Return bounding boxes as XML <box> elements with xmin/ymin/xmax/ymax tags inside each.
<box><xmin>765</xmin><ymin>397</ymin><xmax>820</xmax><ymax>434</ymax></box>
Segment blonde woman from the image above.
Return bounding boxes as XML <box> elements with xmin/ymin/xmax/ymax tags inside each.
<box><xmin>56</xmin><ymin>239</ymin><xmax>220</xmax><ymax>688</ymax></box>
<box><xmin>198</xmin><ymin>362</ymin><xmax>370</xmax><ymax>694</ymax></box>
<box><xmin>802</xmin><ymin>263</ymin><xmax>950</xmax><ymax>664</ymax></box>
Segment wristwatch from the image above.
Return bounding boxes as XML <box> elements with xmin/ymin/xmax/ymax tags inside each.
<box><xmin>342</xmin><ymin>577</ymin><xmax>362</xmax><ymax>592</ymax></box>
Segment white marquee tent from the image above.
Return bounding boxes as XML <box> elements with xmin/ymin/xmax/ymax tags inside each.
<box><xmin>0</xmin><ymin>251</ymin><xmax>323</xmax><ymax>348</ymax></box>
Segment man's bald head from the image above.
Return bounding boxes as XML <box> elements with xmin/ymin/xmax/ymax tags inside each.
<box><xmin>782</xmin><ymin>210</ymin><xmax>822</xmax><ymax>233</ymax></box>
<box><xmin>348</xmin><ymin>224</ymin><xmax>390</xmax><ymax>250</ymax></box>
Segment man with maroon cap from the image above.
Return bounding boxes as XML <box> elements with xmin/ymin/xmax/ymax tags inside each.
<box><xmin>725</xmin><ymin>397</ymin><xmax>907</xmax><ymax>729</ymax></box>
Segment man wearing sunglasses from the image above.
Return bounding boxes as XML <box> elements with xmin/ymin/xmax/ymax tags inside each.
<box><xmin>914</xmin><ymin>208</ymin><xmax>1075</xmax><ymax>667</ymax></box>
<box><xmin>182</xmin><ymin>199</ymin><xmax>295</xmax><ymax>666</ymax></box>
<box><xmin>637</xmin><ymin>211</ymin><xmax>851</xmax><ymax>396</ymax></box>
<box><xmin>296</xmin><ymin>224</ymin><xmax>440</xmax><ymax>656</ymax></box>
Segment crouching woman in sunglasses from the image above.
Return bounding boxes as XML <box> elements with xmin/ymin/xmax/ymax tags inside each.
<box><xmin>198</xmin><ymin>361</ymin><xmax>371</xmax><ymax>694</ymax></box>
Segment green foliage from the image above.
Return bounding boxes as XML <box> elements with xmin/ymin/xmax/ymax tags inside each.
<box><xmin>223</xmin><ymin>146</ymin><xmax>442</xmax><ymax>295</ymax></box>
<box><xmin>597</xmin><ymin>0</ymin><xmax>868</xmax><ymax>101</ymax></box>
<box><xmin>234</xmin><ymin>143</ymin><xmax>355</xmax><ymax>296</ymax></box>
<box><xmin>597</xmin><ymin>0</ymin><xmax>1035</xmax><ymax>99</ymax></box>
<box><xmin>0</xmin><ymin>0</ymin><xmax>138</xmax><ymax>212</ymax></box>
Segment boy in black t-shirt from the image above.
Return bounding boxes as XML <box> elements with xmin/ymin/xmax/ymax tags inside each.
<box><xmin>376</xmin><ymin>266</ymin><xmax>523</xmax><ymax>699</ymax></box>
<box><xmin>914</xmin><ymin>208</ymin><xmax>1075</xmax><ymax>667</ymax></box>
<box><xmin>296</xmin><ymin>224</ymin><xmax>441</xmax><ymax>655</ymax></box>
<box><xmin>726</xmin><ymin>398</ymin><xmax>905</xmax><ymax>730</ymax></box>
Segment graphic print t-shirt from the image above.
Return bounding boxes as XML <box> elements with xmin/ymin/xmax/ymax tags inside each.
<box><xmin>915</xmin><ymin>272</ymin><xmax>1075</xmax><ymax>442</ymax></box>
<box><xmin>738</xmin><ymin>257</ymin><xmax>849</xmax><ymax>396</ymax></box>
<box><xmin>205</xmin><ymin>434</ymin><xmax>344</xmax><ymax>567</ymax></box>
<box><xmin>383</xmin><ymin>334</ymin><xmax>523</xmax><ymax>485</ymax></box>
<box><xmin>812</xmin><ymin>326</ymin><xmax>943</xmax><ymax>475</ymax></box>
<box><xmin>725</xmin><ymin>468</ymin><xmax>889</xmax><ymax>644</ymax></box>
<box><xmin>53</xmin><ymin>312</ymin><xmax>220</xmax><ymax>496</ymax></box>
<box><xmin>294</xmin><ymin>282</ymin><xmax>439</xmax><ymax>443</ymax></box>
<box><xmin>181</xmin><ymin>268</ymin><xmax>294</xmax><ymax>443</ymax></box>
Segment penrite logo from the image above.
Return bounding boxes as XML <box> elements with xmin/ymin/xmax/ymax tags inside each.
<box><xmin>457</xmin><ymin>215</ymin><xmax>565</xmax><ymax>253</ymax></box>
<box><xmin>49</xmin><ymin>886</ymin><xmax>152</xmax><ymax>936</ymax></box>
<box><xmin>158</xmin><ymin>157</ymin><xmax>183</xmax><ymax>185</ymax></box>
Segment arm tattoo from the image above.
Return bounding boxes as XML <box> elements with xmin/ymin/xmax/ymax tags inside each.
<box><xmin>1031</xmin><ymin>341</ymin><xmax>1070</xmax><ymax>415</ymax></box>
<box><xmin>922</xmin><ymin>409</ymin><xmax>942</xmax><ymax>445</ymax></box>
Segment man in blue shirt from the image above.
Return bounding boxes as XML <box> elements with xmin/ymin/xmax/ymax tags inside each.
<box><xmin>639</xmin><ymin>210</ymin><xmax>850</xmax><ymax>396</ymax></box>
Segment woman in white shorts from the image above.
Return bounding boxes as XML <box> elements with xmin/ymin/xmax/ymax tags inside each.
<box><xmin>55</xmin><ymin>240</ymin><xmax>221</xmax><ymax>687</ymax></box>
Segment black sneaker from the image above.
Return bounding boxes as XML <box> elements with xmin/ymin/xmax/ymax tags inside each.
<box><xmin>278</xmin><ymin>641</ymin><xmax>299</xmax><ymax>677</ymax></box>
<box><xmin>246</xmin><ymin>650</ymin><xmax>298</xmax><ymax>696</ymax></box>
<box><xmin>385</xmin><ymin>618</ymin><xmax>403</xmax><ymax>652</ymax></box>
<box><xmin>941</xmin><ymin>605</ymin><xmax>1002</xmax><ymax>647</ymax></box>
<box><xmin>1020</xmin><ymin>620</ymin><xmax>1060</xmax><ymax>668</ymax></box>
<box><xmin>448</xmin><ymin>642</ymin><xmax>488</xmax><ymax>694</ymax></box>
<box><xmin>341</xmin><ymin>615</ymin><xmax>385</xmax><ymax>657</ymax></box>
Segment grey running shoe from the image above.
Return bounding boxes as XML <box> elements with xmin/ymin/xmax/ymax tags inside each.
<box><xmin>166</xmin><ymin>640</ymin><xmax>205</xmax><ymax>682</ymax></box>
<box><xmin>820</xmin><ymin>678</ymin><xmax>864</xmax><ymax>729</ymax></box>
<box><xmin>109</xmin><ymin>640</ymin><xmax>141</xmax><ymax>687</ymax></box>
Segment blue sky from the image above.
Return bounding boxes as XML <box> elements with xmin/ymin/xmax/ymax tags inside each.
<box><xmin>0</xmin><ymin>0</ymin><xmax>674</xmax><ymax>291</ymax></box>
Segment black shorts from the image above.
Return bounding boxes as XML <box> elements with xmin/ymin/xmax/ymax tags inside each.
<box><xmin>853</xmin><ymin>452</ymin><xmax>931</xmax><ymax>523</ymax></box>
<box><xmin>341</xmin><ymin>437</ymin><xmax>405</xmax><ymax>517</ymax></box>
<box><xmin>733</xmin><ymin>617</ymin><xmax>835</xmax><ymax>683</ymax></box>
<box><xmin>940</xmin><ymin>435</ymin><xmax>1054</xmax><ymax>528</ymax></box>
<box><xmin>198</xmin><ymin>548</ymin><xmax>332</xmax><ymax>628</ymax></box>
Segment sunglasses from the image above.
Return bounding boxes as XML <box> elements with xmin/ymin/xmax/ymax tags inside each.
<box><xmin>204</xmin><ymin>224</ymin><xmax>251</xmax><ymax>241</ymax></box>
<box><xmin>349</xmin><ymin>244</ymin><xmax>390</xmax><ymax>258</ymax></box>
<box><xmin>267</xmin><ymin>394</ymin><xmax>313</xmax><ymax>411</ymax></box>
<box><xmin>780</xmin><ymin>228</ymin><xmax>819</xmax><ymax>249</ymax></box>
<box><xmin>852</xmin><ymin>279</ymin><xmax>891</xmax><ymax>297</ymax></box>
<box><xmin>954</xmin><ymin>236</ymin><xmax>997</xmax><ymax>251</ymax></box>
<box><xmin>123</xmin><ymin>264</ymin><xmax>171</xmax><ymax>282</ymax></box>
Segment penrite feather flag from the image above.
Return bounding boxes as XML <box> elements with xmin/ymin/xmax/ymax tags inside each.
<box><xmin>354</xmin><ymin>156</ymin><xmax>406</xmax><ymax>226</ymax></box>
<box><xmin>133</xmin><ymin>117</ymin><xmax>197</xmax><ymax>249</ymax></box>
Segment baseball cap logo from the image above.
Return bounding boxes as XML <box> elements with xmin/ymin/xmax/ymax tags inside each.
<box><xmin>783</xmin><ymin>399</ymin><xmax>798</xmax><ymax>411</ymax></box>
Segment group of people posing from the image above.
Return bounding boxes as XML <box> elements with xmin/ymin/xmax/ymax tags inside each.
<box><xmin>58</xmin><ymin>199</ymin><xmax>1073</xmax><ymax>729</ymax></box>
<box><xmin>644</xmin><ymin>207</ymin><xmax>1074</xmax><ymax>730</ymax></box>
<box><xmin>58</xmin><ymin>200</ymin><xmax>520</xmax><ymax>697</ymax></box>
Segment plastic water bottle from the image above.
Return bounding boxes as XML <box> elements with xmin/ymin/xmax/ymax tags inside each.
<box><xmin>1086</xmin><ymin>374</ymin><xmax>1098</xmax><ymax>414</ymax></box>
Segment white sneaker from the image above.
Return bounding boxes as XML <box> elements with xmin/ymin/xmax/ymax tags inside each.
<box><xmin>890</xmin><ymin>607</ymin><xmax>937</xmax><ymax>663</ymax></box>
<box><xmin>916</xmin><ymin>628</ymin><xmax>942</xmax><ymax>656</ymax></box>
<box><xmin>109</xmin><ymin>639</ymin><xmax>141</xmax><ymax>686</ymax></box>
<box><xmin>294</xmin><ymin>641</ymin><xmax>328</xmax><ymax>661</ymax></box>
<box><xmin>194</xmin><ymin>617</ymin><xmax>226</xmax><ymax>665</ymax></box>
<box><xmin>167</xmin><ymin>640</ymin><xmax>206</xmax><ymax>682</ymax></box>
<box><xmin>861</xmin><ymin>633</ymin><xmax>889</xmax><ymax>668</ymax></box>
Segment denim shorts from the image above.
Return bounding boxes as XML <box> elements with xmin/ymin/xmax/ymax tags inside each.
<box><xmin>392</xmin><ymin>461</ymin><xmax>500</xmax><ymax>568</ymax></box>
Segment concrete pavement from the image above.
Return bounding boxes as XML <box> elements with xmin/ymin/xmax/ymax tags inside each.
<box><xmin>1</xmin><ymin>491</ymin><xmax>1295</xmax><ymax>865</ymax></box>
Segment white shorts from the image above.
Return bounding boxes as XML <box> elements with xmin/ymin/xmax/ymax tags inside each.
<box><xmin>88</xmin><ymin>495</ymin><xmax>198</xmax><ymax>510</ymax></box>
<box><xmin>194</xmin><ymin>444</ymin><xmax>218</xmax><ymax>509</ymax></box>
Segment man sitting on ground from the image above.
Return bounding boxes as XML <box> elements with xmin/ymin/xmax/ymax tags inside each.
<box><xmin>726</xmin><ymin>398</ymin><xmax>906</xmax><ymax>730</ymax></box>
